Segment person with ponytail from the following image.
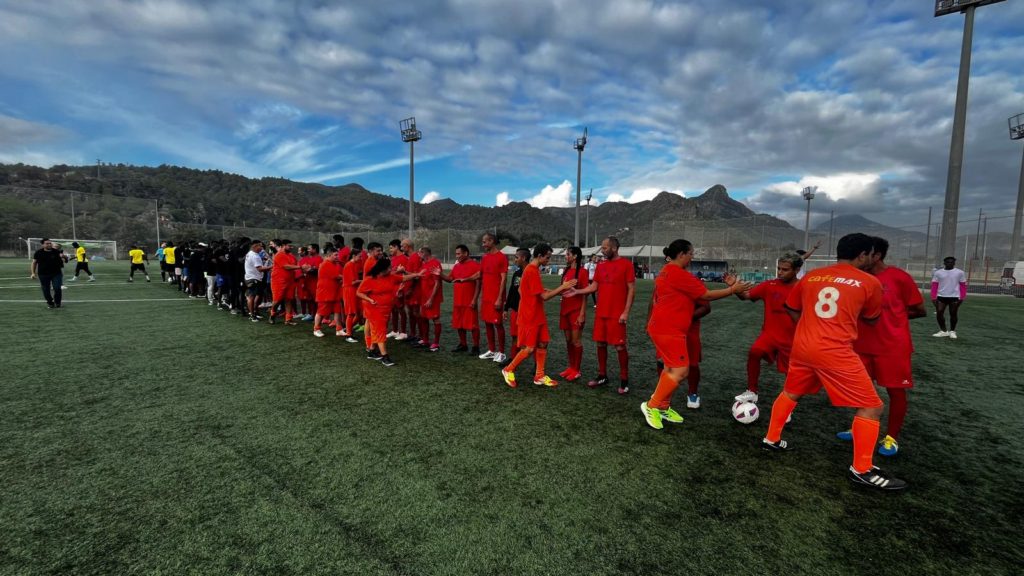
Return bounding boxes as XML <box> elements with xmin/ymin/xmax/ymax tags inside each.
<box><xmin>641</xmin><ymin>239</ymin><xmax>752</xmax><ymax>430</ymax></box>
<box><xmin>558</xmin><ymin>246</ymin><xmax>589</xmax><ymax>381</ymax></box>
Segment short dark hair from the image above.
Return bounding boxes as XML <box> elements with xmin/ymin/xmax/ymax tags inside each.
<box><xmin>870</xmin><ymin>236</ymin><xmax>889</xmax><ymax>260</ymax></box>
<box><xmin>663</xmin><ymin>239</ymin><xmax>693</xmax><ymax>260</ymax></box>
<box><xmin>309</xmin><ymin>243</ymin><xmax>320</xmax><ymax>252</ymax></box>
<box><xmin>836</xmin><ymin>233</ymin><xmax>873</xmax><ymax>260</ymax></box>
<box><xmin>368</xmin><ymin>256</ymin><xmax>392</xmax><ymax>277</ymax></box>
<box><xmin>605</xmin><ymin>236</ymin><xmax>620</xmax><ymax>249</ymax></box>
<box><xmin>455</xmin><ymin>244</ymin><xmax>469</xmax><ymax>253</ymax></box>
<box><xmin>421</xmin><ymin>246</ymin><xmax>432</xmax><ymax>256</ymax></box>
<box><xmin>482</xmin><ymin>232</ymin><xmax>497</xmax><ymax>243</ymax></box>
<box><xmin>333</xmin><ymin>234</ymin><xmax>345</xmax><ymax>245</ymax></box>
<box><xmin>367</xmin><ymin>241</ymin><xmax>383</xmax><ymax>252</ymax></box>
<box><xmin>72</xmin><ymin>242</ymin><xmax>79</xmax><ymax>248</ymax></box>
<box><xmin>533</xmin><ymin>243</ymin><xmax>553</xmax><ymax>258</ymax></box>
<box><xmin>389</xmin><ymin>239</ymin><xmax>401</xmax><ymax>248</ymax></box>
<box><xmin>41</xmin><ymin>237</ymin><xmax>50</xmax><ymax>243</ymax></box>
<box><xmin>351</xmin><ymin>237</ymin><xmax>365</xmax><ymax>250</ymax></box>
<box><xmin>516</xmin><ymin>247</ymin><xmax>531</xmax><ymax>258</ymax></box>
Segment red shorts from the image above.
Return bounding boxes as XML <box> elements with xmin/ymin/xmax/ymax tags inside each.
<box><xmin>858</xmin><ymin>352</ymin><xmax>913</xmax><ymax>389</ymax></box>
<box><xmin>303</xmin><ymin>279</ymin><xmax>317</xmax><ymax>300</ymax></box>
<box><xmin>750</xmin><ymin>333</ymin><xmax>792</xmax><ymax>374</ymax></box>
<box><xmin>593</xmin><ymin>316</ymin><xmax>627</xmax><ymax>346</ymax></box>
<box><xmin>271</xmin><ymin>281</ymin><xmax>294</xmax><ymax>303</ymax></box>
<box><xmin>343</xmin><ymin>288</ymin><xmax>358</xmax><ymax>316</ymax></box>
<box><xmin>517</xmin><ymin>321</ymin><xmax>550</xmax><ymax>349</ymax></box>
<box><xmin>420</xmin><ymin>301</ymin><xmax>441</xmax><ymax>320</ymax></box>
<box><xmin>559</xmin><ymin>307</ymin><xmax>586</xmax><ymax>331</ymax></box>
<box><xmin>481</xmin><ymin>299</ymin><xmax>503</xmax><ymax>324</ymax></box>
<box><xmin>365</xmin><ymin>315</ymin><xmax>388</xmax><ymax>345</ymax></box>
<box><xmin>650</xmin><ymin>332</ymin><xmax>689</xmax><ymax>369</ymax></box>
<box><xmin>452</xmin><ymin>305</ymin><xmax>478</xmax><ymax>330</ymax></box>
<box><xmin>508</xmin><ymin>310</ymin><xmax>518</xmax><ymax>337</ymax></box>
<box><xmin>783</xmin><ymin>357</ymin><xmax>883</xmax><ymax>408</ymax></box>
<box><xmin>317</xmin><ymin>301</ymin><xmax>341</xmax><ymax>316</ymax></box>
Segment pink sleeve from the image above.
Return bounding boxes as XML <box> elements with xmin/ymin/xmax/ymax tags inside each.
<box><xmin>930</xmin><ymin>282</ymin><xmax>938</xmax><ymax>300</ymax></box>
<box><xmin>959</xmin><ymin>282</ymin><xmax>967</xmax><ymax>300</ymax></box>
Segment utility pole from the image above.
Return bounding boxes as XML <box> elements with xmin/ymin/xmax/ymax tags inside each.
<box><xmin>584</xmin><ymin>188</ymin><xmax>592</xmax><ymax>248</ymax></box>
<box><xmin>155</xmin><ymin>199</ymin><xmax>161</xmax><ymax>246</ymax></box>
<box><xmin>802</xmin><ymin>186</ymin><xmax>817</xmax><ymax>250</ymax></box>
<box><xmin>399</xmin><ymin>117</ymin><xmax>422</xmax><ymax>240</ymax></box>
<box><xmin>70</xmin><ymin>192</ymin><xmax>77</xmax><ymax>240</ymax></box>
<box><xmin>573</xmin><ymin>128</ymin><xmax>588</xmax><ymax>246</ymax></box>
<box><xmin>827</xmin><ymin>210</ymin><xmax>835</xmax><ymax>259</ymax></box>
<box><xmin>1009</xmin><ymin>112</ymin><xmax>1024</xmax><ymax>259</ymax></box>
<box><xmin>973</xmin><ymin>207</ymin><xmax>983</xmax><ymax>260</ymax></box>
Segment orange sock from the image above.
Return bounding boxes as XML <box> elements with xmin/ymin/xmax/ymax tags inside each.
<box><xmin>647</xmin><ymin>369</ymin><xmax>680</xmax><ymax>410</ymax></box>
<box><xmin>533</xmin><ymin>348</ymin><xmax>548</xmax><ymax>380</ymax></box>
<box><xmin>504</xmin><ymin>348</ymin><xmax>532</xmax><ymax>373</ymax></box>
<box><xmin>851</xmin><ymin>416</ymin><xmax>880</xmax><ymax>473</ymax></box>
<box><xmin>765</xmin><ymin>393</ymin><xmax>798</xmax><ymax>443</ymax></box>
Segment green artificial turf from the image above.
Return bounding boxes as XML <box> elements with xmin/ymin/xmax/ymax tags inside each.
<box><xmin>0</xmin><ymin>258</ymin><xmax>1021</xmax><ymax>575</ymax></box>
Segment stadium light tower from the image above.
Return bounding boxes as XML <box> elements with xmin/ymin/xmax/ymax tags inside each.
<box><xmin>935</xmin><ymin>0</ymin><xmax>1007</xmax><ymax>263</ymax></box>
<box><xmin>573</xmin><ymin>127</ymin><xmax>588</xmax><ymax>246</ymax></box>
<box><xmin>399</xmin><ymin>117</ymin><xmax>422</xmax><ymax>240</ymax></box>
<box><xmin>802</xmin><ymin>186</ymin><xmax>817</xmax><ymax>251</ymax></box>
<box><xmin>1010</xmin><ymin>112</ymin><xmax>1024</xmax><ymax>260</ymax></box>
<box><xmin>584</xmin><ymin>188</ymin><xmax>593</xmax><ymax>248</ymax></box>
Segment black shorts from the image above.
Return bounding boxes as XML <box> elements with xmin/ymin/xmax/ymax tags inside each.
<box><xmin>130</xmin><ymin>263</ymin><xmax>147</xmax><ymax>272</ymax></box>
<box><xmin>936</xmin><ymin>296</ymin><xmax>961</xmax><ymax>304</ymax></box>
<box><xmin>245</xmin><ymin>279</ymin><xmax>263</xmax><ymax>297</ymax></box>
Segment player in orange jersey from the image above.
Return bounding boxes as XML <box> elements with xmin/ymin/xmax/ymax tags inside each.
<box><xmin>557</xmin><ymin>246</ymin><xmax>589</xmax><ymax>382</ymax></box>
<box><xmin>268</xmin><ymin>240</ymin><xmax>309</xmax><ymax>325</ymax></box>
<box><xmin>730</xmin><ymin>252</ymin><xmax>803</xmax><ymax>405</ymax></box>
<box><xmin>478</xmin><ymin>232</ymin><xmax>510</xmax><ymax>363</ymax></box>
<box><xmin>837</xmin><ymin>236</ymin><xmax>926</xmax><ymax>457</ymax></box>
<box><xmin>357</xmin><ymin>257</ymin><xmax>424</xmax><ymax>367</ymax></box>
<box><xmin>500</xmin><ymin>244</ymin><xmax>577</xmax><ymax>388</ymax></box>
<box><xmin>312</xmin><ymin>246</ymin><xmax>344</xmax><ymax>337</ymax></box>
<box><xmin>298</xmin><ymin>243</ymin><xmax>322</xmax><ymax>321</ymax></box>
<box><xmin>761</xmin><ymin>233</ymin><xmax>907</xmax><ymax>491</ymax></box>
<box><xmin>387</xmin><ymin>239</ymin><xmax>409</xmax><ymax>339</ymax></box>
<box><xmin>441</xmin><ymin>244</ymin><xmax>482</xmax><ymax>355</ymax></box>
<box><xmin>341</xmin><ymin>248</ymin><xmax>362</xmax><ymax>343</ymax></box>
<box><xmin>417</xmin><ymin>246</ymin><xmax>444</xmax><ymax>351</ymax></box>
<box><xmin>642</xmin><ymin>240</ymin><xmax>750</xmax><ymax>429</ymax></box>
<box><xmin>567</xmin><ymin>236</ymin><xmax>635</xmax><ymax>394</ymax></box>
<box><xmin>400</xmin><ymin>239</ymin><xmax>422</xmax><ymax>344</ymax></box>
<box><xmin>360</xmin><ymin>242</ymin><xmax>386</xmax><ymax>349</ymax></box>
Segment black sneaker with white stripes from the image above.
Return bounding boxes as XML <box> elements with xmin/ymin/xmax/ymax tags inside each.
<box><xmin>761</xmin><ymin>438</ymin><xmax>792</xmax><ymax>451</ymax></box>
<box><xmin>848</xmin><ymin>466</ymin><xmax>908</xmax><ymax>491</ymax></box>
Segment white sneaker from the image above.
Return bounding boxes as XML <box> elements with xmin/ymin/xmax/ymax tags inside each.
<box><xmin>932</xmin><ymin>331</ymin><xmax>949</xmax><ymax>337</ymax></box>
<box><xmin>386</xmin><ymin>331</ymin><xmax>398</xmax><ymax>339</ymax></box>
<box><xmin>735</xmin><ymin>390</ymin><xmax>759</xmax><ymax>404</ymax></box>
<box><xmin>336</xmin><ymin>330</ymin><xmax>345</xmax><ymax>337</ymax></box>
<box><xmin>88</xmin><ymin>277</ymin><xmax>96</xmax><ymax>282</ymax></box>
<box><xmin>948</xmin><ymin>331</ymin><xmax>957</xmax><ymax>339</ymax></box>
<box><xmin>479</xmin><ymin>350</ymin><xmax>496</xmax><ymax>360</ymax></box>
<box><xmin>313</xmin><ymin>330</ymin><xmax>325</xmax><ymax>338</ymax></box>
<box><xmin>492</xmin><ymin>352</ymin><xmax>507</xmax><ymax>363</ymax></box>
<box><xmin>686</xmin><ymin>394</ymin><xmax>701</xmax><ymax>409</ymax></box>
<box><xmin>394</xmin><ymin>332</ymin><xmax>408</xmax><ymax>341</ymax></box>
<box><xmin>68</xmin><ymin>276</ymin><xmax>77</xmax><ymax>282</ymax></box>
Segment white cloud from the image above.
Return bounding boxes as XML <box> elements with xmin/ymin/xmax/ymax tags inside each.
<box><xmin>763</xmin><ymin>173</ymin><xmax>881</xmax><ymax>201</ymax></box>
<box><xmin>495</xmin><ymin>191</ymin><xmax>511</xmax><ymax>206</ymax></box>
<box><xmin>421</xmin><ymin>191</ymin><xmax>442</xmax><ymax>203</ymax></box>
<box><xmin>526</xmin><ymin>180</ymin><xmax>574</xmax><ymax>208</ymax></box>
<box><xmin>605</xmin><ymin>188</ymin><xmax>683</xmax><ymax>203</ymax></box>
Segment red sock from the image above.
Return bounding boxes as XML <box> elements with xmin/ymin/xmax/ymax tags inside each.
<box><xmin>485</xmin><ymin>323</ymin><xmax>496</xmax><ymax>352</ymax></box>
<box><xmin>565</xmin><ymin>341</ymin><xmax>574</xmax><ymax>368</ymax></box>
<box><xmin>851</xmin><ymin>416</ymin><xmax>880</xmax><ymax>473</ymax></box>
<box><xmin>458</xmin><ymin>329</ymin><xmax>467</xmax><ymax>346</ymax></box>
<box><xmin>398</xmin><ymin>308</ymin><xmax>407</xmax><ymax>333</ymax></box>
<box><xmin>886</xmin><ymin>388</ymin><xmax>908</xmax><ymax>440</ymax></box>
<box><xmin>471</xmin><ymin>328</ymin><xmax>480</xmax><ymax>348</ymax></box>
<box><xmin>433</xmin><ymin>322</ymin><xmax>442</xmax><ymax>346</ymax></box>
<box><xmin>746</xmin><ymin>349</ymin><xmax>764</xmax><ymax>393</ymax></box>
<box><xmin>597</xmin><ymin>345</ymin><xmax>608</xmax><ymax>375</ymax></box>
<box><xmin>573</xmin><ymin>344</ymin><xmax>584</xmax><ymax>371</ymax></box>
<box><xmin>687</xmin><ymin>364</ymin><xmax>701</xmax><ymax>395</ymax></box>
<box><xmin>617</xmin><ymin>348</ymin><xmax>629</xmax><ymax>381</ymax></box>
<box><xmin>496</xmin><ymin>323</ymin><xmax>506</xmax><ymax>354</ymax></box>
<box><xmin>765</xmin><ymin>393</ymin><xmax>797</xmax><ymax>443</ymax></box>
<box><xmin>419</xmin><ymin>318</ymin><xmax>428</xmax><ymax>342</ymax></box>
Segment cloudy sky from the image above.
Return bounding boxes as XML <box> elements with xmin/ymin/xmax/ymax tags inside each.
<box><xmin>1</xmin><ymin>0</ymin><xmax>1022</xmax><ymax>231</ymax></box>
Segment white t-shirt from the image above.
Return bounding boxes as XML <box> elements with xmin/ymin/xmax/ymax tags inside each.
<box><xmin>931</xmin><ymin>267</ymin><xmax>966</xmax><ymax>298</ymax></box>
<box><xmin>584</xmin><ymin>262</ymin><xmax>596</xmax><ymax>280</ymax></box>
<box><xmin>244</xmin><ymin>251</ymin><xmax>264</xmax><ymax>282</ymax></box>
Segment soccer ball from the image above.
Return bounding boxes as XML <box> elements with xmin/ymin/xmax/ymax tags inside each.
<box><xmin>732</xmin><ymin>401</ymin><xmax>759</xmax><ymax>424</ymax></box>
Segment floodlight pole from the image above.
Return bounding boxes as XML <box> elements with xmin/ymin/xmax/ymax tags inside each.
<box><xmin>1010</xmin><ymin>113</ymin><xmax>1024</xmax><ymax>260</ymax></box>
<box><xmin>802</xmin><ymin>186</ymin><xmax>817</xmax><ymax>251</ymax></box>
<box><xmin>70</xmin><ymin>192</ymin><xmax>77</xmax><ymax>240</ymax></box>
<box><xmin>400</xmin><ymin>117</ymin><xmax>422</xmax><ymax>240</ymax></box>
<box><xmin>584</xmin><ymin>188</ymin><xmax>592</xmax><ymax>248</ymax></box>
<box><xmin>573</xmin><ymin>128</ymin><xmax>588</xmax><ymax>246</ymax></box>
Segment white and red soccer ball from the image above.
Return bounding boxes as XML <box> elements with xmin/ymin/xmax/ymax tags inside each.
<box><xmin>732</xmin><ymin>400</ymin><xmax>759</xmax><ymax>424</ymax></box>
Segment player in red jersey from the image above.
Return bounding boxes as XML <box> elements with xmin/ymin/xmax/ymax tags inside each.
<box><xmin>341</xmin><ymin>248</ymin><xmax>362</xmax><ymax>343</ymax></box>
<box><xmin>298</xmin><ymin>243</ymin><xmax>323</xmax><ymax>321</ymax></box>
<box><xmin>360</xmin><ymin>242</ymin><xmax>385</xmax><ymax>349</ymax></box>
<box><xmin>312</xmin><ymin>246</ymin><xmax>343</xmax><ymax>337</ymax></box>
<box><xmin>268</xmin><ymin>240</ymin><xmax>308</xmax><ymax>325</ymax></box>
<box><xmin>500</xmin><ymin>244</ymin><xmax>577</xmax><ymax>388</ymax></box>
<box><xmin>558</xmin><ymin>246</ymin><xmax>589</xmax><ymax>381</ymax></box>
<box><xmin>836</xmin><ymin>236</ymin><xmax>926</xmax><ymax>456</ymax></box>
<box><xmin>567</xmin><ymin>236</ymin><xmax>635</xmax><ymax>394</ymax></box>
<box><xmin>441</xmin><ymin>244</ymin><xmax>482</xmax><ymax>355</ymax></box>
<box><xmin>642</xmin><ymin>240</ymin><xmax>750</xmax><ymax>429</ymax></box>
<box><xmin>478</xmin><ymin>232</ymin><xmax>510</xmax><ymax>364</ymax></box>
<box><xmin>417</xmin><ymin>246</ymin><xmax>444</xmax><ymax>351</ymax></box>
<box><xmin>400</xmin><ymin>239</ymin><xmax>422</xmax><ymax>343</ymax></box>
<box><xmin>357</xmin><ymin>257</ymin><xmax>423</xmax><ymax>367</ymax></box>
<box><xmin>730</xmin><ymin>252</ymin><xmax>802</xmax><ymax>404</ymax></box>
<box><xmin>762</xmin><ymin>233</ymin><xmax>907</xmax><ymax>491</ymax></box>
<box><xmin>387</xmin><ymin>239</ymin><xmax>409</xmax><ymax>339</ymax></box>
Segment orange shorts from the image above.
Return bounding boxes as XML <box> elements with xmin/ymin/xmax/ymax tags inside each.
<box><xmin>783</xmin><ymin>357</ymin><xmax>883</xmax><ymax>408</ymax></box>
<box><xmin>365</xmin><ymin>315</ymin><xmax>387</xmax><ymax>345</ymax></box>
<box><xmin>342</xmin><ymin>288</ymin><xmax>357</xmax><ymax>316</ymax></box>
<box><xmin>858</xmin><ymin>352</ymin><xmax>913</xmax><ymax>389</ymax></box>
<box><xmin>593</xmin><ymin>316</ymin><xmax>627</xmax><ymax>346</ymax></box>
<box><xmin>559</xmin><ymin>307</ymin><xmax>586</xmax><ymax>331</ymax></box>
<box><xmin>508</xmin><ymin>310</ymin><xmax>518</xmax><ymax>337</ymax></box>
<box><xmin>317</xmin><ymin>301</ymin><xmax>341</xmax><ymax>316</ymax></box>
<box><xmin>452</xmin><ymin>305</ymin><xmax>478</xmax><ymax>330</ymax></box>
<box><xmin>271</xmin><ymin>281</ymin><xmax>294</xmax><ymax>302</ymax></box>
<box><xmin>751</xmin><ymin>333</ymin><xmax>792</xmax><ymax>374</ymax></box>
<box><xmin>650</xmin><ymin>332</ymin><xmax>689</xmax><ymax>369</ymax></box>
<box><xmin>517</xmin><ymin>322</ymin><xmax>550</xmax><ymax>349</ymax></box>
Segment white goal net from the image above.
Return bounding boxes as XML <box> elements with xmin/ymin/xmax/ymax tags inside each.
<box><xmin>26</xmin><ymin>238</ymin><xmax>119</xmax><ymax>261</ymax></box>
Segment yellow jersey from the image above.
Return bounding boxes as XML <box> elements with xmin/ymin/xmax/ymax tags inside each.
<box><xmin>129</xmin><ymin>249</ymin><xmax>145</xmax><ymax>264</ymax></box>
<box><xmin>165</xmin><ymin>247</ymin><xmax>176</xmax><ymax>265</ymax></box>
<box><xmin>76</xmin><ymin>246</ymin><xmax>87</xmax><ymax>262</ymax></box>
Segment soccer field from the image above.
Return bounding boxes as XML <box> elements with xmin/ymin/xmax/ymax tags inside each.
<box><xmin>1</xmin><ymin>258</ymin><xmax>1020</xmax><ymax>575</ymax></box>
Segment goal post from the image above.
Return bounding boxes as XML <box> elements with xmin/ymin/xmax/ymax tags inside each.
<box><xmin>26</xmin><ymin>238</ymin><xmax>119</xmax><ymax>261</ymax></box>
